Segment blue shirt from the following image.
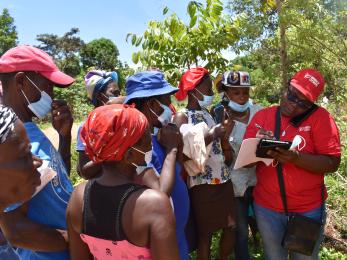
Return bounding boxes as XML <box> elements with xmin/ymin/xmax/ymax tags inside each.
<box><xmin>76</xmin><ymin>122</ymin><xmax>85</xmax><ymax>151</ymax></box>
<box><xmin>151</xmin><ymin>135</ymin><xmax>190</xmax><ymax>260</ymax></box>
<box><xmin>11</xmin><ymin>122</ymin><xmax>73</xmax><ymax>260</ymax></box>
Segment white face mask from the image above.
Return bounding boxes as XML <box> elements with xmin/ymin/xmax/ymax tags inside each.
<box><xmin>130</xmin><ymin>146</ymin><xmax>153</xmax><ymax>175</ymax></box>
<box><xmin>225</xmin><ymin>93</ymin><xmax>250</xmax><ymax>113</ymax></box>
<box><xmin>193</xmin><ymin>89</ymin><xmax>213</xmax><ymax>108</ymax></box>
<box><xmin>290</xmin><ymin>135</ymin><xmax>306</xmax><ymax>151</ymax></box>
<box><xmin>100</xmin><ymin>92</ymin><xmax>118</xmax><ymax>105</ymax></box>
<box><xmin>228</xmin><ymin>99</ymin><xmax>250</xmax><ymax>113</ymax></box>
<box><xmin>149</xmin><ymin>100</ymin><xmax>173</xmax><ymax>127</ymax></box>
<box><xmin>153</xmin><ymin>127</ymin><xmax>160</xmax><ymax>136</ymax></box>
<box><xmin>21</xmin><ymin>76</ymin><xmax>52</xmax><ymax>119</ymax></box>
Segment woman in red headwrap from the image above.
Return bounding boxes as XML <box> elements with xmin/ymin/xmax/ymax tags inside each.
<box><xmin>66</xmin><ymin>104</ymin><xmax>179</xmax><ymax>260</ymax></box>
<box><xmin>173</xmin><ymin>68</ymin><xmax>236</xmax><ymax>260</ymax></box>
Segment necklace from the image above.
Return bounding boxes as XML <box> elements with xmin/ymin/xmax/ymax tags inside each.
<box><xmin>281</xmin><ymin>121</ymin><xmax>291</xmax><ymax>137</ymax></box>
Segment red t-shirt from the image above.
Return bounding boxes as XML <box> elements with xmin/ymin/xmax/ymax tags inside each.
<box><xmin>244</xmin><ymin>106</ymin><xmax>341</xmax><ymax>212</ymax></box>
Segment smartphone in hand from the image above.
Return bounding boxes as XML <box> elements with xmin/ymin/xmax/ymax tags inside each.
<box><xmin>256</xmin><ymin>139</ymin><xmax>292</xmax><ymax>158</ymax></box>
<box><xmin>214</xmin><ymin>104</ymin><xmax>225</xmax><ymax>124</ymax></box>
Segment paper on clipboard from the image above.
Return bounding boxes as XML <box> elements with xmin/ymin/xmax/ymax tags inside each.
<box><xmin>233</xmin><ymin>138</ymin><xmax>273</xmax><ymax>170</ymax></box>
<box><xmin>32</xmin><ymin>161</ymin><xmax>57</xmax><ymax>198</ymax></box>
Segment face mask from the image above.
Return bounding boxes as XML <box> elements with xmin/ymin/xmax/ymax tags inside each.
<box><xmin>290</xmin><ymin>135</ymin><xmax>306</xmax><ymax>151</ymax></box>
<box><xmin>149</xmin><ymin>100</ymin><xmax>173</xmax><ymax>126</ymax></box>
<box><xmin>153</xmin><ymin>127</ymin><xmax>160</xmax><ymax>136</ymax></box>
<box><xmin>21</xmin><ymin>76</ymin><xmax>52</xmax><ymax>119</ymax></box>
<box><xmin>100</xmin><ymin>92</ymin><xmax>118</xmax><ymax>105</ymax></box>
<box><xmin>228</xmin><ymin>100</ymin><xmax>250</xmax><ymax>112</ymax></box>
<box><xmin>194</xmin><ymin>89</ymin><xmax>213</xmax><ymax>108</ymax></box>
<box><xmin>130</xmin><ymin>146</ymin><xmax>153</xmax><ymax>175</ymax></box>
<box><xmin>225</xmin><ymin>93</ymin><xmax>250</xmax><ymax>113</ymax></box>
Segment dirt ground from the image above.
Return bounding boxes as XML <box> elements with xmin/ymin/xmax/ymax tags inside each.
<box><xmin>42</xmin><ymin>123</ymin><xmax>79</xmax><ymax>149</ymax></box>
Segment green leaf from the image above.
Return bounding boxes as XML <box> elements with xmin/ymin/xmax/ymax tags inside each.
<box><xmin>131</xmin><ymin>35</ymin><xmax>137</xmax><ymax>45</ymax></box>
<box><xmin>132</xmin><ymin>52</ymin><xmax>140</xmax><ymax>64</ymax></box>
<box><xmin>135</xmin><ymin>36</ymin><xmax>142</xmax><ymax>47</ymax></box>
<box><xmin>163</xmin><ymin>6</ymin><xmax>169</xmax><ymax>15</ymax></box>
<box><xmin>187</xmin><ymin>2</ymin><xmax>197</xmax><ymax>18</ymax></box>
<box><xmin>126</xmin><ymin>33</ymin><xmax>134</xmax><ymax>43</ymax></box>
<box><xmin>211</xmin><ymin>3</ymin><xmax>223</xmax><ymax>19</ymax></box>
<box><xmin>189</xmin><ymin>16</ymin><xmax>197</xmax><ymax>28</ymax></box>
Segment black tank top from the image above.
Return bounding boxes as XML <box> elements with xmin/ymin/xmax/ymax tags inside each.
<box><xmin>82</xmin><ymin>180</ymin><xmax>146</xmax><ymax>241</ymax></box>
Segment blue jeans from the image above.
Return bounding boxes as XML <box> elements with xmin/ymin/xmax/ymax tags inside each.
<box><xmin>234</xmin><ymin>197</ymin><xmax>250</xmax><ymax>260</ymax></box>
<box><xmin>254</xmin><ymin>203</ymin><xmax>325</xmax><ymax>260</ymax></box>
<box><xmin>0</xmin><ymin>242</ymin><xmax>20</xmax><ymax>260</ymax></box>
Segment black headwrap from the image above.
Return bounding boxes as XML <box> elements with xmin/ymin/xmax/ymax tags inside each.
<box><xmin>0</xmin><ymin>105</ymin><xmax>18</xmax><ymax>144</ymax></box>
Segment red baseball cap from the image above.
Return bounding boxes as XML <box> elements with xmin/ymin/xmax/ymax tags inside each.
<box><xmin>0</xmin><ymin>45</ymin><xmax>74</xmax><ymax>87</ymax></box>
<box><xmin>290</xmin><ymin>68</ymin><xmax>325</xmax><ymax>102</ymax></box>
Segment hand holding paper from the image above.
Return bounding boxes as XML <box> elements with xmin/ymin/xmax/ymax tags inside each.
<box><xmin>233</xmin><ymin>138</ymin><xmax>273</xmax><ymax>170</ymax></box>
<box><xmin>32</xmin><ymin>161</ymin><xmax>57</xmax><ymax>198</ymax></box>
<box><xmin>233</xmin><ymin>135</ymin><xmax>303</xmax><ymax>170</ymax></box>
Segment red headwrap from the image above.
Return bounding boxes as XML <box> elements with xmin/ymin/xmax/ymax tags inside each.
<box><xmin>175</xmin><ymin>67</ymin><xmax>209</xmax><ymax>101</ymax></box>
<box><xmin>81</xmin><ymin>104</ymin><xmax>148</xmax><ymax>163</ymax></box>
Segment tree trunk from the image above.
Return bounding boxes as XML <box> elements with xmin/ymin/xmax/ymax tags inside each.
<box><xmin>276</xmin><ymin>0</ymin><xmax>288</xmax><ymax>89</ymax></box>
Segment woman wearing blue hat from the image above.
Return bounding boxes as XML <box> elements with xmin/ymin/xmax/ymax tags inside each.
<box><xmin>124</xmin><ymin>70</ymin><xmax>190</xmax><ymax>260</ymax></box>
<box><xmin>76</xmin><ymin>70</ymin><xmax>124</xmax><ymax>179</ymax></box>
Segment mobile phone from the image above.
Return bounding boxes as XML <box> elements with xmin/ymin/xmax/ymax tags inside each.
<box><xmin>214</xmin><ymin>104</ymin><xmax>225</xmax><ymax>124</ymax></box>
<box><xmin>256</xmin><ymin>139</ymin><xmax>292</xmax><ymax>158</ymax></box>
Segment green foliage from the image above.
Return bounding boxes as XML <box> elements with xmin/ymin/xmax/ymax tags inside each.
<box><xmin>127</xmin><ymin>0</ymin><xmax>238</xmax><ymax>84</ymax></box>
<box><xmin>0</xmin><ymin>8</ymin><xmax>17</xmax><ymax>55</ymax></box>
<box><xmin>116</xmin><ymin>62</ymin><xmax>135</xmax><ymax>92</ymax></box>
<box><xmin>228</xmin><ymin>0</ymin><xmax>347</xmax><ymax>105</ymax></box>
<box><xmin>319</xmin><ymin>247</ymin><xmax>347</xmax><ymax>259</ymax></box>
<box><xmin>54</xmin><ymin>73</ymin><xmax>93</xmax><ymax>121</ymax></box>
<box><xmin>70</xmin><ymin>140</ymin><xmax>83</xmax><ymax>187</ymax></box>
<box><xmin>36</xmin><ymin>28</ymin><xmax>85</xmax><ymax>77</ymax></box>
<box><xmin>81</xmin><ymin>38</ymin><xmax>120</xmax><ymax>71</ymax></box>
<box><xmin>187</xmin><ymin>230</ymin><xmax>347</xmax><ymax>259</ymax></box>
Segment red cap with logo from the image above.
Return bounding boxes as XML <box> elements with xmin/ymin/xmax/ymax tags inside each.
<box><xmin>0</xmin><ymin>45</ymin><xmax>74</xmax><ymax>87</ymax></box>
<box><xmin>290</xmin><ymin>68</ymin><xmax>325</xmax><ymax>102</ymax></box>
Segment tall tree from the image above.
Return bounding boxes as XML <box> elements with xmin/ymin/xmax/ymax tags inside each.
<box><xmin>80</xmin><ymin>38</ymin><xmax>120</xmax><ymax>71</ymax></box>
<box><xmin>127</xmin><ymin>0</ymin><xmax>240</xmax><ymax>84</ymax></box>
<box><xmin>228</xmin><ymin>0</ymin><xmax>347</xmax><ymax>105</ymax></box>
<box><xmin>0</xmin><ymin>8</ymin><xmax>18</xmax><ymax>55</ymax></box>
<box><xmin>36</xmin><ymin>28</ymin><xmax>84</xmax><ymax>76</ymax></box>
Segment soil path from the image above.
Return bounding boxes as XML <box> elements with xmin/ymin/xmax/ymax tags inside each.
<box><xmin>42</xmin><ymin>123</ymin><xmax>79</xmax><ymax>149</ymax></box>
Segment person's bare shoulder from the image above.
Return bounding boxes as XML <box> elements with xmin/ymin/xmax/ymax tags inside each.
<box><xmin>172</xmin><ymin>111</ymin><xmax>188</xmax><ymax>127</ymax></box>
<box><xmin>66</xmin><ymin>182</ymin><xmax>87</xmax><ymax>232</ymax></box>
<box><xmin>136</xmin><ymin>189</ymin><xmax>172</xmax><ymax>215</ymax></box>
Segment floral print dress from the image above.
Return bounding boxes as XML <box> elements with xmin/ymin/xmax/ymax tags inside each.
<box><xmin>181</xmin><ymin>108</ymin><xmax>231</xmax><ymax>188</ymax></box>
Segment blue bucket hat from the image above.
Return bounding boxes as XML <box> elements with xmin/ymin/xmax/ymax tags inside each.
<box><xmin>124</xmin><ymin>71</ymin><xmax>178</xmax><ymax>104</ymax></box>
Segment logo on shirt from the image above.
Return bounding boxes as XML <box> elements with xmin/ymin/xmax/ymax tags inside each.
<box><xmin>299</xmin><ymin>126</ymin><xmax>311</xmax><ymax>132</ymax></box>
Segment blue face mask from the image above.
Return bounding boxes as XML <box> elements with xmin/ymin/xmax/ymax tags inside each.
<box><xmin>194</xmin><ymin>89</ymin><xmax>213</xmax><ymax>108</ymax></box>
<box><xmin>228</xmin><ymin>99</ymin><xmax>250</xmax><ymax>112</ymax></box>
<box><xmin>149</xmin><ymin>100</ymin><xmax>173</xmax><ymax>127</ymax></box>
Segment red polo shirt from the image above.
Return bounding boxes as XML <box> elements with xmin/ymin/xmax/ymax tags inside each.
<box><xmin>244</xmin><ymin>106</ymin><xmax>341</xmax><ymax>212</ymax></box>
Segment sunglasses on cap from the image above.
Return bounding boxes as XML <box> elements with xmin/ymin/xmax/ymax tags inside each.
<box><xmin>285</xmin><ymin>86</ymin><xmax>313</xmax><ymax>110</ymax></box>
